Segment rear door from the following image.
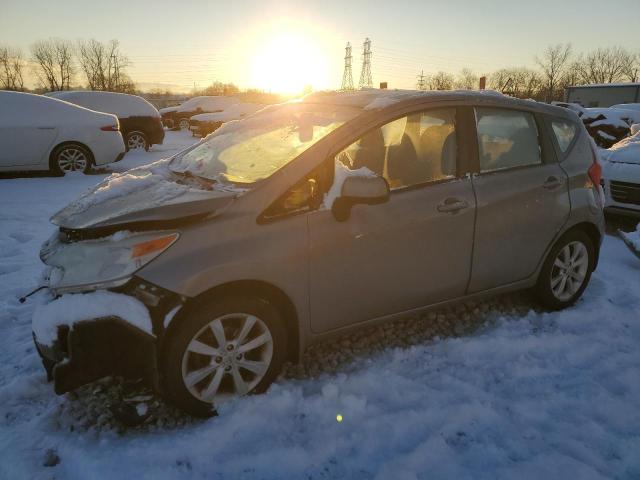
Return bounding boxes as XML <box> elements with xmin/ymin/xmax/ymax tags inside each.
<box><xmin>308</xmin><ymin>107</ymin><xmax>477</xmax><ymax>333</ymax></box>
<box><xmin>468</xmin><ymin>107</ymin><xmax>570</xmax><ymax>292</ymax></box>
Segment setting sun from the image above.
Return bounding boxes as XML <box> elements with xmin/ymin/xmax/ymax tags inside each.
<box><xmin>249</xmin><ymin>31</ymin><xmax>331</xmax><ymax>94</ymax></box>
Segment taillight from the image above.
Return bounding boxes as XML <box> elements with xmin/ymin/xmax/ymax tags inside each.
<box><xmin>100</xmin><ymin>124</ymin><xmax>119</xmax><ymax>131</ymax></box>
<box><xmin>588</xmin><ymin>162</ymin><xmax>602</xmax><ymax>187</ymax></box>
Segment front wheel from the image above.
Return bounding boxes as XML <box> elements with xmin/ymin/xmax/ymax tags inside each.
<box><xmin>178</xmin><ymin>118</ymin><xmax>190</xmax><ymax>130</ymax></box>
<box><xmin>160</xmin><ymin>296</ymin><xmax>287</xmax><ymax>416</ymax></box>
<box><xmin>50</xmin><ymin>144</ymin><xmax>92</xmax><ymax>175</ymax></box>
<box><xmin>536</xmin><ymin>230</ymin><xmax>595</xmax><ymax>310</ymax></box>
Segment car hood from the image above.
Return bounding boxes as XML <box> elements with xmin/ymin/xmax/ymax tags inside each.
<box><xmin>51</xmin><ymin>158</ymin><xmax>242</xmax><ymax>231</ymax></box>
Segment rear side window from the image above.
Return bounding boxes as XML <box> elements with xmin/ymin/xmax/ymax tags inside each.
<box><xmin>476</xmin><ymin>108</ymin><xmax>541</xmax><ymax>172</ymax></box>
<box><xmin>551</xmin><ymin>120</ymin><xmax>577</xmax><ymax>153</ymax></box>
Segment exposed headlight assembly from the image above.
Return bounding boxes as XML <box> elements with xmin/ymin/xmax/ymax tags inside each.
<box><xmin>42</xmin><ymin>231</ymin><xmax>179</xmax><ymax>295</ymax></box>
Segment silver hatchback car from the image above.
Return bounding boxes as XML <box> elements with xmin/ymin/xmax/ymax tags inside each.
<box><xmin>34</xmin><ymin>90</ymin><xmax>605</xmax><ymax>416</ymax></box>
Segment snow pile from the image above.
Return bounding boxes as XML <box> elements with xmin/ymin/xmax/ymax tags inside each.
<box><xmin>619</xmin><ymin>223</ymin><xmax>640</xmax><ymax>257</ymax></box>
<box><xmin>324</xmin><ymin>160</ymin><xmax>377</xmax><ymax>209</ymax></box>
<box><xmin>32</xmin><ymin>291</ymin><xmax>152</xmax><ymax>346</ymax></box>
<box><xmin>47</xmin><ymin>91</ymin><xmax>160</xmax><ymax>118</ymax></box>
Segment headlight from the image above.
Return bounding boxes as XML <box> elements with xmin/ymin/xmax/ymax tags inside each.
<box><xmin>42</xmin><ymin>231</ymin><xmax>179</xmax><ymax>294</ymax></box>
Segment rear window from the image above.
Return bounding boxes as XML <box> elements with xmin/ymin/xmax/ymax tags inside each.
<box><xmin>551</xmin><ymin>120</ymin><xmax>577</xmax><ymax>153</ymax></box>
<box><xmin>476</xmin><ymin>108</ymin><xmax>542</xmax><ymax>172</ymax></box>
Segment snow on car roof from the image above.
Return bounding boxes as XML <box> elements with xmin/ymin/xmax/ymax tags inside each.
<box><xmin>190</xmin><ymin>103</ymin><xmax>265</xmax><ymax>123</ymax></box>
<box><xmin>176</xmin><ymin>96</ymin><xmax>241</xmax><ymax>113</ymax></box>
<box><xmin>0</xmin><ymin>91</ymin><xmax>115</xmax><ymax>126</ymax></box>
<box><xmin>47</xmin><ymin>91</ymin><xmax>159</xmax><ymax>118</ymax></box>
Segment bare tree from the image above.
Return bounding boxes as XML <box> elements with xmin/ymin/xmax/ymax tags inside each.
<box><xmin>0</xmin><ymin>45</ymin><xmax>25</xmax><ymax>91</ymax></box>
<box><xmin>536</xmin><ymin>43</ymin><xmax>572</xmax><ymax>101</ymax></box>
<box><xmin>621</xmin><ymin>50</ymin><xmax>639</xmax><ymax>82</ymax></box>
<box><xmin>77</xmin><ymin>39</ymin><xmax>133</xmax><ymax>92</ymax></box>
<box><xmin>455</xmin><ymin>68</ymin><xmax>478</xmax><ymax>90</ymax></box>
<box><xmin>427</xmin><ymin>71</ymin><xmax>455</xmax><ymax>90</ymax></box>
<box><xmin>31</xmin><ymin>38</ymin><xmax>74</xmax><ymax>91</ymax></box>
<box><xmin>577</xmin><ymin>47</ymin><xmax>632</xmax><ymax>84</ymax></box>
<box><xmin>489</xmin><ymin>68</ymin><xmax>544</xmax><ymax>99</ymax></box>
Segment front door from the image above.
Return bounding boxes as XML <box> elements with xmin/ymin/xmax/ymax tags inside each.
<box><xmin>308</xmin><ymin>107</ymin><xmax>476</xmax><ymax>333</ymax></box>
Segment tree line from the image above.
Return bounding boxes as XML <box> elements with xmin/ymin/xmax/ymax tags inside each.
<box><xmin>416</xmin><ymin>44</ymin><xmax>639</xmax><ymax>102</ymax></box>
<box><xmin>1</xmin><ymin>38</ymin><xmax>133</xmax><ymax>93</ymax></box>
<box><xmin>1</xmin><ymin>39</ymin><xmax>639</xmax><ymax>101</ymax></box>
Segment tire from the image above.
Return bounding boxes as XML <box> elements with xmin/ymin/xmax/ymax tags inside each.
<box><xmin>160</xmin><ymin>295</ymin><xmax>288</xmax><ymax>417</ymax></box>
<box><xmin>535</xmin><ymin>229</ymin><xmax>595</xmax><ymax>310</ymax></box>
<box><xmin>50</xmin><ymin>143</ymin><xmax>92</xmax><ymax>175</ymax></box>
<box><xmin>178</xmin><ymin>118</ymin><xmax>190</xmax><ymax>130</ymax></box>
<box><xmin>125</xmin><ymin>131</ymin><xmax>149</xmax><ymax>152</ymax></box>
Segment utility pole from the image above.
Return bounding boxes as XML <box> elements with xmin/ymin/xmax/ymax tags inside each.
<box><xmin>341</xmin><ymin>42</ymin><xmax>354</xmax><ymax>91</ymax></box>
<box><xmin>417</xmin><ymin>70</ymin><xmax>427</xmax><ymax>90</ymax></box>
<box><xmin>358</xmin><ymin>38</ymin><xmax>372</xmax><ymax>89</ymax></box>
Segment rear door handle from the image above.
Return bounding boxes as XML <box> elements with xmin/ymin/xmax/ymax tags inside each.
<box><xmin>543</xmin><ymin>176</ymin><xmax>563</xmax><ymax>190</ymax></box>
<box><xmin>437</xmin><ymin>198</ymin><xmax>469</xmax><ymax>213</ymax></box>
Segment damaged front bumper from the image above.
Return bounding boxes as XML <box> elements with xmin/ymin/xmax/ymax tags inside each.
<box><xmin>33</xmin><ymin>278</ymin><xmax>184</xmax><ymax>395</ymax></box>
<box><xmin>34</xmin><ymin>316</ymin><xmax>158</xmax><ymax>394</ymax></box>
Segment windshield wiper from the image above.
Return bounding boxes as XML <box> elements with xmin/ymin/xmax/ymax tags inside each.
<box><xmin>171</xmin><ymin>170</ymin><xmax>218</xmax><ymax>189</ymax></box>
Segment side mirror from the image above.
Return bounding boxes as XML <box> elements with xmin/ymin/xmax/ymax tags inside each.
<box><xmin>331</xmin><ymin>174</ymin><xmax>390</xmax><ymax>222</ymax></box>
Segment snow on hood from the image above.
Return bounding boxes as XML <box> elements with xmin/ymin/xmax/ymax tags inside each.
<box><xmin>602</xmin><ymin>130</ymin><xmax>640</xmax><ymax>164</ymax></box>
<box><xmin>50</xmin><ymin>158</ymin><xmax>237</xmax><ymax>230</ymax></box>
<box><xmin>177</xmin><ymin>96</ymin><xmax>240</xmax><ymax>113</ymax></box>
<box><xmin>159</xmin><ymin>105</ymin><xmax>179</xmax><ymax>115</ymax></box>
<box><xmin>32</xmin><ymin>291</ymin><xmax>152</xmax><ymax>346</ymax></box>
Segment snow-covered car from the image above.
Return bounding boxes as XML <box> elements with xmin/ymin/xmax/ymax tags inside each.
<box><xmin>160</xmin><ymin>96</ymin><xmax>240</xmax><ymax>130</ymax></box>
<box><xmin>33</xmin><ymin>90</ymin><xmax>605</xmax><ymax>416</ymax></box>
<box><xmin>601</xmin><ymin>127</ymin><xmax>640</xmax><ymax>218</ymax></box>
<box><xmin>188</xmin><ymin>103</ymin><xmax>265</xmax><ymax>137</ymax></box>
<box><xmin>0</xmin><ymin>91</ymin><xmax>125</xmax><ymax>175</ymax></box>
<box><xmin>611</xmin><ymin>103</ymin><xmax>640</xmax><ymax>113</ymax></box>
<box><xmin>580</xmin><ymin>107</ymin><xmax>640</xmax><ymax>148</ymax></box>
<box><xmin>47</xmin><ymin>91</ymin><xmax>164</xmax><ymax>152</ymax></box>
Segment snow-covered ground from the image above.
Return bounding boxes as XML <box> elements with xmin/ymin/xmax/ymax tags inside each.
<box><xmin>1</xmin><ymin>130</ymin><xmax>639</xmax><ymax>479</ymax></box>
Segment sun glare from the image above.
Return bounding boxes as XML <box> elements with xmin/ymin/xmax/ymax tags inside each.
<box><xmin>250</xmin><ymin>32</ymin><xmax>330</xmax><ymax>94</ymax></box>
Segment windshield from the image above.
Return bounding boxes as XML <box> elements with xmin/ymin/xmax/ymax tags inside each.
<box><xmin>170</xmin><ymin>102</ymin><xmax>360</xmax><ymax>183</ymax></box>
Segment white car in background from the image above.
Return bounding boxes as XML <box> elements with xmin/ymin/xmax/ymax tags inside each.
<box><xmin>0</xmin><ymin>91</ymin><xmax>125</xmax><ymax>175</ymax></box>
<box><xmin>601</xmin><ymin>124</ymin><xmax>640</xmax><ymax>218</ymax></box>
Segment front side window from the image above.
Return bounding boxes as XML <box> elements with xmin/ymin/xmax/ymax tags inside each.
<box><xmin>335</xmin><ymin>108</ymin><xmax>457</xmax><ymax>190</ymax></box>
<box><xmin>476</xmin><ymin>108</ymin><xmax>541</xmax><ymax>172</ymax></box>
<box><xmin>170</xmin><ymin>103</ymin><xmax>360</xmax><ymax>184</ymax></box>
<box><xmin>551</xmin><ymin>119</ymin><xmax>577</xmax><ymax>153</ymax></box>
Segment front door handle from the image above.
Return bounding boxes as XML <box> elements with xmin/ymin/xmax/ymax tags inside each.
<box><xmin>437</xmin><ymin>198</ymin><xmax>469</xmax><ymax>213</ymax></box>
<box><xmin>543</xmin><ymin>176</ymin><xmax>563</xmax><ymax>190</ymax></box>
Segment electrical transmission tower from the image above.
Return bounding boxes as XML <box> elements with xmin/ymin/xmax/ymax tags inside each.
<box><xmin>417</xmin><ymin>70</ymin><xmax>427</xmax><ymax>90</ymax></box>
<box><xmin>341</xmin><ymin>42</ymin><xmax>354</xmax><ymax>91</ymax></box>
<box><xmin>358</xmin><ymin>38</ymin><xmax>372</xmax><ymax>89</ymax></box>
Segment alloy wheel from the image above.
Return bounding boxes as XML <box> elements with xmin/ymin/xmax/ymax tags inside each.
<box><xmin>181</xmin><ymin>313</ymin><xmax>274</xmax><ymax>404</ymax></box>
<box><xmin>179</xmin><ymin>118</ymin><xmax>190</xmax><ymax>130</ymax></box>
<box><xmin>550</xmin><ymin>241</ymin><xmax>589</xmax><ymax>301</ymax></box>
<box><xmin>57</xmin><ymin>147</ymin><xmax>88</xmax><ymax>174</ymax></box>
<box><xmin>127</xmin><ymin>132</ymin><xmax>146</xmax><ymax>150</ymax></box>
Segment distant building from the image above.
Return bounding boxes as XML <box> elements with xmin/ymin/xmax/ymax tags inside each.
<box><xmin>565</xmin><ymin>83</ymin><xmax>640</xmax><ymax>108</ymax></box>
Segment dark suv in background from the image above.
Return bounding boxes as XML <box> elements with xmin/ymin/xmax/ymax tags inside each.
<box><xmin>48</xmin><ymin>91</ymin><xmax>165</xmax><ymax>151</ymax></box>
<box><xmin>159</xmin><ymin>96</ymin><xmax>240</xmax><ymax>130</ymax></box>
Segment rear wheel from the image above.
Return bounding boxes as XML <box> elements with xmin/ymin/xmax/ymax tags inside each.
<box><xmin>125</xmin><ymin>131</ymin><xmax>149</xmax><ymax>151</ymax></box>
<box><xmin>161</xmin><ymin>295</ymin><xmax>287</xmax><ymax>416</ymax></box>
<box><xmin>536</xmin><ymin>230</ymin><xmax>595</xmax><ymax>310</ymax></box>
<box><xmin>50</xmin><ymin>144</ymin><xmax>92</xmax><ymax>175</ymax></box>
<box><xmin>178</xmin><ymin>118</ymin><xmax>190</xmax><ymax>130</ymax></box>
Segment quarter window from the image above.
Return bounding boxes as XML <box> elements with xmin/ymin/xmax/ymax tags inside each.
<box><xmin>551</xmin><ymin>120</ymin><xmax>577</xmax><ymax>153</ymax></box>
<box><xmin>336</xmin><ymin>108</ymin><xmax>457</xmax><ymax>190</ymax></box>
<box><xmin>476</xmin><ymin>108</ymin><xmax>541</xmax><ymax>172</ymax></box>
